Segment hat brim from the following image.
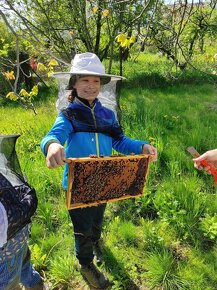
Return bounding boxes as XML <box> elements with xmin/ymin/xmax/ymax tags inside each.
<box><xmin>51</xmin><ymin>72</ymin><xmax>125</xmax><ymax>86</ymax></box>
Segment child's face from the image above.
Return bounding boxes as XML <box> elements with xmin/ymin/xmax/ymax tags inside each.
<box><xmin>73</xmin><ymin>75</ymin><xmax>101</xmax><ymax>104</ymax></box>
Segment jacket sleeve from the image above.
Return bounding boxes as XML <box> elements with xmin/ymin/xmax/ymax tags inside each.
<box><xmin>111</xmin><ymin>112</ymin><xmax>149</xmax><ymax>155</ymax></box>
<box><xmin>40</xmin><ymin>112</ymin><xmax>73</xmax><ymax>156</ymax></box>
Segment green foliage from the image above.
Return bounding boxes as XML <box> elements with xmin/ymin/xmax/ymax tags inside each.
<box><xmin>145</xmin><ymin>1</ymin><xmax>217</xmax><ymax>71</ymax></box>
<box><xmin>0</xmin><ymin>73</ymin><xmax>11</xmax><ymax>97</ymax></box>
<box><xmin>154</xmin><ymin>177</ymin><xmax>208</xmax><ymax>244</ymax></box>
<box><xmin>200</xmin><ymin>213</ymin><xmax>217</xmax><ymax>241</ymax></box>
<box><xmin>0</xmin><ymin>0</ymin><xmax>156</xmax><ymax>63</ymax></box>
<box><xmin>29</xmin><ymin>243</ymin><xmax>47</xmax><ymax>271</ymax></box>
<box><xmin>0</xmin><ymin>21</ymin><xmax>14</xmax><ymax>56</ymax></box>
<box><xmin>48</xmin><ymin>248</ymin><xmax>79</xmax><ymax>289</ymax></box>
<box><xmin>141</xmin><ymin>219</ymin><xmax>165</xmax><ymax>251</ymax></box>
<box><xmin>143</xmin><ymin>250</ymin><xmax>190</xmax><ymax>289</ymax></box>
<box><xmin>178</xmin><ymin>247</ymin><xmax>217</xmax><ymax>289</ymax></box>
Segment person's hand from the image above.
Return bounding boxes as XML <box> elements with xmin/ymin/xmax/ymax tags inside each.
<box><xmin>193</xmin><ymin>149</ymin><xmax>217</xmax><ymax>172</ymax></box>
<box><xmin>46</xmin><ymin>143</ymin><xmax>66</xmax><ymax>168</ymax></box>
<box><xmin>142</xmin><ymin>144</ymin><xmax>157</xmax><ymax>161</ymax></box>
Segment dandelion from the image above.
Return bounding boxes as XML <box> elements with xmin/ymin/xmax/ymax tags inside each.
<box><xmin>92</xmin><ymin>6</ymin><xmax>98</xmax><ymax>14</ymax></box>
<box><xmin>149</xmin><ymin>137</ymin><xmax>156</xmax><ymax>146</ymax></box>
<box><xmin>102</xmin><ymin>9</ymin><xmax>109</xmax><ymax>17</ymax></box>
<box><xmin>69</xmin><ymin>30</ymin><xmax>75</xmax><ymax>36</ymax></box>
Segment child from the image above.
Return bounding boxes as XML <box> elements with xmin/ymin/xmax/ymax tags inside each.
<box><xmin>0</xmin><ymin>134</ymin><xmax>46</xmax><ymax>290</ymax></box>
<box><xmin>41</xmin><ymin>52</ymin><xmax>157</xmax><ymax>289</ymax></box>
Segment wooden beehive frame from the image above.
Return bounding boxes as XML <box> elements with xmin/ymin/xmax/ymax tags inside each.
<box><xmin>66</xmin><ymin>154</ymin><xmax>151</xmax><ymax>209</ymax></box>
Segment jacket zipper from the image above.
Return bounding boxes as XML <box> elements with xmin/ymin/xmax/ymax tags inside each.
<box><xmin>75</xmin><ymin>98</ymin><xmax>100</xmax><ymax>156</ymax></box>
<box><xmin>90</xmin><ymin>107</ymin><xmax>100</xmax><ymax>156</ymax></box>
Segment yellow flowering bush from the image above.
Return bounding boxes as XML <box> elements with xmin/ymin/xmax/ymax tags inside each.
<box><xmin>20</xmin><ymin>88</ymin><xmax>30</xmax><ymax>98</ymax></box>
<box><xmin>37</xmin><ymin>59</ymin><xmax>59</xmax><ymax>77</ymax></box>
<box><xmin>6</xmin><ymin>85</ymin><xmax>38</xmax><ymax>102</ymax></box>
<box><xmin>3</xmin><ymin>70</ymin><xmax>15</xmax><ymax>80</ymax></box>
<box><xmin>30</xmin><ymin>85</ymin><xmax>38</xmax><ymax>97</ymax></box>
<box><xmin>3</xmin><ymin>58</ymin><xmax>58</xmax><ymax>113</ymax></box>
<box><xmin>116</xmin><ymin>34</ymin><xmax>136</xmax><ymax>48</ymax></box>
<box><xmin>6</xmin><ymin>92</ymin><xmax>19</xmax><ymax>101</ymax></box>
<box><xmin>37</xmin><ymin>62</ymin><xmax>47</xmax><ymax>72</ymax></box>
<box><xmin>48</xmin><ymin>59</ymin><xmax>58</xmax><ymax>66</ymax></box>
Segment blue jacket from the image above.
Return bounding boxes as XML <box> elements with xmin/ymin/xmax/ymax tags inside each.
<box><xmin>41</xmin><ymin>98</ymin><xmax>149</xmax><ymax>189</ymax></box>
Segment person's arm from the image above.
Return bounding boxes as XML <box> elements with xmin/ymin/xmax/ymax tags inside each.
<box><xmin>193</xmin><ymin>149</ymin><xmax>217</xmax><ymax>171</ymax></box>
<box><xmin>40</xmin><ymin>112</ymin><xmax>73</xmax><ymax>168</ymax></box>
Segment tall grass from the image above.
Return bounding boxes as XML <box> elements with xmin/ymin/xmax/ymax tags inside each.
<box><xmin>1</xmin><ymin>53</ymin><xmax>217</xmax><ymax>289</ymax></box>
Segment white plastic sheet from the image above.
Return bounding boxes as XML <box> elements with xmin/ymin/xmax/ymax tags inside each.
<box><xmin>0</xmin><ymin>139</ymin><xmax>23</xmax><ymax>186</ymax></box>
<box><xmin>0</xmin><ymin>202</ymin><xmax>8</xmax><ymax>248</ymax></box>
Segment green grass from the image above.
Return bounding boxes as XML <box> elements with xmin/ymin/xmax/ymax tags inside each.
<box><xmin>1</xmin><ymin>54</ymin><xmax>217</xmax><ymax>289</ymax></box>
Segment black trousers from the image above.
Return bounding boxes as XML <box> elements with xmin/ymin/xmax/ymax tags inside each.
<box><xmin>68</xmin><ymin>203</ymin><xmax>106</xmax><ymax>265</ymax></box>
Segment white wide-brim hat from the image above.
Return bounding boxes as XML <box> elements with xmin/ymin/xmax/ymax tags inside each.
<box><xmin>52</xmin><ymin>52</ymin><xmax>125</xmax><ymax>88</ymax></box>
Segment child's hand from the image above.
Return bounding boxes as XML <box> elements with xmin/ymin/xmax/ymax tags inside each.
<box><xmin>142</xmin><ymin>144</ymin><xmax>157</xmax><ymax>161</ymax></box>
<box><xmin>193</xmin><ymin>149</ymin><xmax>217</xmax><ymax>173</ymax></box>
<box><xmin>46</xmin><ymin>143</ymin><xmax>66</xmax><ymax>168</ymax></box>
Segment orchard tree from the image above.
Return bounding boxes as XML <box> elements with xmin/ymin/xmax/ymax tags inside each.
<box><xmin>0</xmin><ymin>0</ymin><xmax>216</xmax><ymax>85</ymax></box>
<box><xmin>0</xmin><ymin>13</ymin><xmax>59</xmax><ymax>113</ymax></box>
<box><xmin>0</xmin><ymin>0</ymin><xmax>155</xmax><ymax>70</ymax></box>
<box><xmin>139</xmin><ymin>0</ymin><xmax>217</xmax><ymax>71</ymax></box>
